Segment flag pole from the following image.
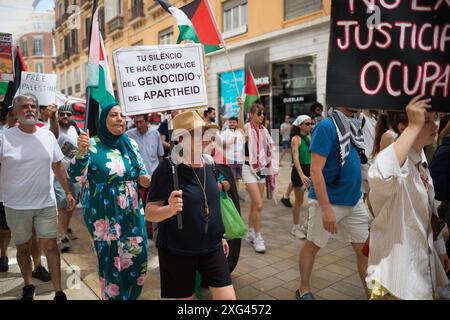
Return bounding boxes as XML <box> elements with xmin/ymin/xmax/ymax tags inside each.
<box><xmin>84</xmin><ymin>0</ymin><xmax>98</xmax><ymax>131</ymax></box>
<box><xmin>167</xmin><ymin>112</ymin><xmax>183</xmax><ymax>230</ymax></box>
<box><xmin>222</xmin><ymin>43</ymin><xmax>241</xmax><ymax>98</ymax></box>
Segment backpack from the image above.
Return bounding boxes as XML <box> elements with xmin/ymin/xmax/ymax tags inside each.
<box><xmin>429</xmin><ymin>139</ymin><xmax>450</xmax><ymax>201</ymax></box>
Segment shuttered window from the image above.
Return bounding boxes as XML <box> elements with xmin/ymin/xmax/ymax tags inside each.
<box><xmin>284</xmin><ymin>0</ymin><xmax>323</xmax><ymax>21</ymax></box>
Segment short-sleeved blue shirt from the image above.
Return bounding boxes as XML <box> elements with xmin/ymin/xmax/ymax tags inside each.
<box><xmin>308</xmin><ymin>118</ymin><xmax>362</xmax><ymax>206</ymax></box>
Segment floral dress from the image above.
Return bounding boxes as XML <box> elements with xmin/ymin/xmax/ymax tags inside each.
<box><xmin>69</xmin><ymin>136</ymin><xmax>148</xmax><ymax>300</ymax></box>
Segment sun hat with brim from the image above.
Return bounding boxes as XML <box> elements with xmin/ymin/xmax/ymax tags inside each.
<box><xmin>172</xmin><ymin>110</ymin><xmax>219</xmax><ymax>139</ymax></box>
<box><xmin>293</xmin><ymin>115</ymin><xmax>312</xmax><ymax>127</ymax></box>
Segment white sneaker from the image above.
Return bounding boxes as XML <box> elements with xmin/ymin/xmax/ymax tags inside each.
<box><xmin>245</xmin><ymin>229</ymin><xmax>256</xmax><ymax>243</ymax></box>
<box><xmin>253</xmin><ymin>235</ymin><xmax>266</xmax><ymax>253</ymax></box>
<box><xmin>291</xmin><ymin>225</ymin><xmax>306</xmax><ymax>239</ymax></box>
<box><xmin>300</xmin><ymin>221</ymin><xmax>309</xmax><ymax>234</ymax></box>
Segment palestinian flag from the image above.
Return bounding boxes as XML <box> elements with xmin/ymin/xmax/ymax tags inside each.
<box><xmin>157</xmin><ymin>0</ymin><xmax>223</xmax><ymax>54</ymax></box>
<box><xmin>85</xmin><ymin>1</ymin><xmax>117</xmax><ymax>135</ymax></box>
<box><xmin>242</xmin><ymin>68</ymin><xmax>260</xmax><ymax>113</ymax></box>
<box><xmin>1</xmin><ymin>46</ymin><xmax>27</xmax><ymax>118</ymax></box>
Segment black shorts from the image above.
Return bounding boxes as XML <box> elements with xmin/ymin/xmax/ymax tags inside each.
<box><xmin>0</xmin><ymin>202</ymin><xmax>9</xmax><ymax>230</ymax></box>
<box><xmin>158</xmin><ymin>245</ymin><xmax>232</xmax><ymax>298</ymax></box>
<box><xmin>291</xmin><ymin>165</ymin><xmax>311</xmax><ymax>188</ymax></box>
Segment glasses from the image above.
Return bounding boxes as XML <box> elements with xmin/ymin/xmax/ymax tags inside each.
<box><xmin>302</xmin><ymin>122</ymin><xmax>312</xmax><ymax>126</ymax></box>
<box><xmin>59</xmin><ymin>112</ymin><xmax>72</xmax><ymax>117</ymax></box>
<box><xmin>257</xmin><ymin>111</ymin><xmax>264</xmax><ymax>116</ymax></box>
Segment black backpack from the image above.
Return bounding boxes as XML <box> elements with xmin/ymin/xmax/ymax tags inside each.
<box><xmin>429</xmin><ymin>138</ymin><xmax>450</xmax><ymax>202</ymax></box>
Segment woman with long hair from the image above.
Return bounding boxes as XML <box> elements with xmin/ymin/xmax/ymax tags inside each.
<box><xmin>241</xmin><ymin>103</ymin><xmax>278</xmax><ymax>253</ymax></box>
<box><xmin>289</xmin><ymin>115</ymin><xmax>313</xmax><ymax>239</ymax></box>
<box><xmin>371</xmin><ymin>111</ymin><xmax>408</xmax><ymax>157</ymax></box>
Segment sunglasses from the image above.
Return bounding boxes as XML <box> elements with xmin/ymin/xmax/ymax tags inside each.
<box><xmin>257</xmin><ymin>111</ymin><xmax>264</xmax><ymax>116</ymax></box>
<box><xmin>59</xmin><ymin>112</ymin><xmax>72</xmax><ymax>117</ymax></box>
<box><xmin>302</xmin><ymin>122</ymin><xmax>312</xmax><ymax>126</ymax></box>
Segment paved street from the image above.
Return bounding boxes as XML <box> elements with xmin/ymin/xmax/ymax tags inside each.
<box><xmin>0</xmin><ymin>159</ymin><xmax>368</xmax><ymax>300</ymax></box>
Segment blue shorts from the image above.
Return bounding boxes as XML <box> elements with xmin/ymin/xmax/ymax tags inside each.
<box><xmin>282</xmin><ymin>140</ymin><xmax>290</xmax><ymax>150</ymax></box>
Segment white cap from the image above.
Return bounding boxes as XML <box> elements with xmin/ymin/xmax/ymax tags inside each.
<box><xmin>293</xmin><ymin>115</ymin><xmax>312</xmax><ymax>126</ymax></box>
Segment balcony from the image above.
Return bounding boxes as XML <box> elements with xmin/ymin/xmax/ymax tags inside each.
<box><xmin>62</xmin><ymin>51</ymin><xmax>69</xmax><ymax>60</ymax></box>
<box><xmin>107</xmin><ymin>16</ymin><xmax>124</xmax><ymax>34</ymax></box>
<box><xmin>129</xmin><ymin>1</ymin><xmax>145</xmax><ymax>22</ymax></box>
<box><xmin>32</xmin><ymin>50</ymin><xmax>43</xmax><ymax>56</ymax></box>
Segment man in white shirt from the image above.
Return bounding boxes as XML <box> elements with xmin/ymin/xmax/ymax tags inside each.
<box><xmin>0</xmin><ymin>94</ymin><xmax>76</xmax><ymax>300</ymax></box>
<box><xmin>221</xmin><ymin>117</ymin><xmax>245</xmax><ymax>195</ymax></box>
<box><xmin>55</xmin><ymin>105</ymin><xmax>81</xmax><ymax>253</ymax></box>
<box><xmin>127</xmin><ymin>114</ymin><xmax>164</xmax><ymax>176</ymax></box>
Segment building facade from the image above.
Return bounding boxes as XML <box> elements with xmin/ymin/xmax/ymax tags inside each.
<box><xmin>55</xmin><ymin>0</ymin><xmax>330</xmax><ymax>129</ymax></box>
<box><xmin>17</xmin><ymin>11</ymin><xmax>56</xmax><ymax>74</ymax></box>
<box><xmin>207</xmin><ymin>0</ymin><xmax>331</xmax><ymax>130</ymax></box>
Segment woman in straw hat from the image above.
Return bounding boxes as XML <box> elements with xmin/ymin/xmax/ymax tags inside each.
<box><xmin>146</xmin><ymin>110</ymin><xmax>236</xmax><ymax>300</ymax></box>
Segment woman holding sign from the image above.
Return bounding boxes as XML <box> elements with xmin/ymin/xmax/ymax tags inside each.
<box><xmin>69</xmin><ymin>104</ymin><xmax>151</xmax><ymax>300</ymax></box>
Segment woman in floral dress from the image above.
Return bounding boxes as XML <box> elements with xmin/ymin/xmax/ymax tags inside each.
<box><xmin>69</xmin><ymin>104</ymin><xmax>151</xmax><ymax>300</ymax></box>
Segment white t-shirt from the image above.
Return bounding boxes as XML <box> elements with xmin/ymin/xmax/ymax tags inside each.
<box><xmin>58</xmin><ymin>125</ymin><xmax>78</xmax><ymax>166</ymax></box>
<box><xmin>0</xmin><ymin>126</ymin><xmax>64</xmax><ymax>210</ymax></box>
<box><xmin>221</xmin><ymin>128</ymin><xmax>245</xmax><ymax>164</ymax></box>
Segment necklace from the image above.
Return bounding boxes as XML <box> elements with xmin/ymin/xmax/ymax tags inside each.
<box><xmin>191</xmin><ymin>160</ymin><xmax>210</xmax><ymax>233</ymax></box>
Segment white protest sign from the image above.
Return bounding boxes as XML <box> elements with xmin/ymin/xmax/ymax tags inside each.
<box><xmin>18</xmin><ymin>72</ymin><xmax>57</xmax><ymax>106</ymax></box>
<box><xmin>113</xmin><ymin>44</ymin><xmax>208</xmax><ymax>116</ymax></box>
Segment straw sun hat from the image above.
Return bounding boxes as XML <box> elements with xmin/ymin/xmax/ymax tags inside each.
<box><xmin>172</xmin><ymin>110</ymin><xmax>219</xmax><ymax>139</ymax></box>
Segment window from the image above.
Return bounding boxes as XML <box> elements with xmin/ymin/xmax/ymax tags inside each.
<box><xmin>105</xmin><ymin>0</ymin><xmax>123</xmax><ymax>22</ymax></box>
<box><xmin>284</xmin><ymin>0</ymin><xmax>323</xmax><ymax>21</ymax></box>
<box><xmin>35</xmin><ymin>62</ymin><xmax>44</xmax><ymax>73</ymax></box>
<box><xmin>71</xmin><ymin>29</ymin><xmax>79</xmax><ymax>52</ymax></box>
<box><xmin>67</xmin><ymin>70</ymin><xmax>73</xmax><ymax>96</ymax></box>
<box><xmin>222</xmin><ymin>0</ymin><xmax>247</xmax><ymax>39</ymax></box>
<box><xmin>21</xmin><ymin>39</ymin><xmax>28</xmax><ymax>56</ymax></box>
<box><xmin>74</xmin><ymin>67</ymin><xmax>81</xmax><ymax>93</ymax></box>
<box><xmin>158</xmin><ymin>27</ymin><xmax>173</xmax><ymax>45</ymax></box>
<box><xmin>32</xmin><ymin>36</ymin><xmax>43</xmax><ymax>55</ymax></box>
<box><xmin>85</xmin><ymin>17</ymin><xmax>91</xmax><ymax>39</ymax></box>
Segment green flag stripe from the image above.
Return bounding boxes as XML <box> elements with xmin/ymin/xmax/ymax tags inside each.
<box><xmin>89</xmin><ymin>66</ymin><xmax>116</xmax><ymax>107</ymax></box>
<box><xmin>177</xmin><ymin>25</ymin><xmax>200</xmax><ymax>44</ymax></box>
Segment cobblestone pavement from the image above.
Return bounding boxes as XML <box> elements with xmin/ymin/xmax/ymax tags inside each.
<box><xmin>0</xmin><ymin>159</ymin><xmax>368</xmax><ymax>300</ymax></box>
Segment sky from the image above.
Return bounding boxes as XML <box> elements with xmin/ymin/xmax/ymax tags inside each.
<box><xmin>0</xmin><ymin>0</ymin><xmax>54</xmax><ymax>39</ymax></box>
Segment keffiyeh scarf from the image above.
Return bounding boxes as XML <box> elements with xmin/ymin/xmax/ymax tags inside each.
<box><xmin>328</xmin><ymin>108</ymin><xmax>366</xmax><ymax>167</ymax></box>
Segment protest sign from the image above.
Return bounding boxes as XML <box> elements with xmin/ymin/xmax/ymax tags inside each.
<box><xmin>0</xmin><ymin>33</ymin><xmax>13</xmax><ymax>82</ymax></box>
<box><xmin>113</xmin><ymin>43</ymin><xmax>208</xmax><ymax>116</ymax></box>
<box><xmin>326</xmin><ymin>0</ymin><xmax>449</xmax><ymax>111</ymax></box>
<box><xmin>18</xmin><ymin>72</ymin><xmax>57</xmax><ymax>106</ymax></box>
